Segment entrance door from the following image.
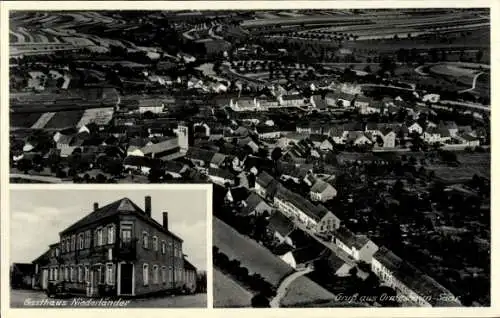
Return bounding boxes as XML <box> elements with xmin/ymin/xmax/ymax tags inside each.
<box><xmin>120</xmin><ymin>263</ymin><xmax>133</xmax><ymax>295</ymax></box>
<box><xmin>41</xmin><ymin>269</ymin><xmax>48</xmax><ymax>290</ymax></box>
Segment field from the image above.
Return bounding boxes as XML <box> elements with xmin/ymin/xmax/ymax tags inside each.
<box><xmin>10</xmin><ymin>113</ymin><xmax>42</xmax><ymax>129</ymax></box>
<box><xmin>427</xmin><ymin>165</ymin><xmax>487</xmax><ymax>183</ymax></box>
<box><xmin>76</xmin><ymin>107</ymin><xmax>114</xmax><ymax>127</ymax></box>
<box><xmin>213</xmin><ymin>218</ymin><xmax>294</xmax><ymax>287</ymax></box>
<box><xmin>280</xmin><ymin>276</ymin><xmax>336</xmax><ymax>307</ymax></box>
<box><xmin>214</xmin><ymin>268</ymin><xmax>254</xmax><ymax>308</ymax></box>
<box><xmin>43</xmin><ymin>110</ymin><xmax>85</xmax><ymax>129</ymax></box>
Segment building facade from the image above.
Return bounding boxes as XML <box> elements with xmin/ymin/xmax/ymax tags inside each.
<box><xmin>33</xmin><ymin>196</ymin><xmax>196</xmax><ymax>297</ymax></box>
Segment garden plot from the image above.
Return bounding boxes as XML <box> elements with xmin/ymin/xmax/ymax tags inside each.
<box><xmin>214</xmin><ymin>269</ymin><xmax>253</xmax><ymax>308</ymax></box>
<box><xmin>76</xmin><ymin>107</ymin><xmax>114</xmax><ymax>128</ymax></box>
<box><xmin>213</xmin><ymin>217</ymin><xmax>294</xmax><ymax>287</ymax></box>
<box><xmin>31</xmin><ymin>112</ymin><xmax>56</xmax><ymax>129</ymax></box>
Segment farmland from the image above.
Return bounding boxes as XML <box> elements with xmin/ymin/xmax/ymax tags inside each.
<box><xmin>43</xmin><ymin>110</ymin><xmax>85</xmax><ymax>129</ymax></box>
<box><xmin>213</xmin><ymin>217</ymin><xmax>294</xmax><ymax>287</ymax></box>
<box><xmin>279</xmin><ymin>276</ymin><xmax>336</xmax><ymax>307</ymax></box>
<box><xmin>10</xmin><ymin>113</ymin><xmax>42</xmax><ymax>129</ymax></box>
<box><xmin>214</xmin><ymin>269</ymin><xmax>253</xmax><ymax>308</ymax></box>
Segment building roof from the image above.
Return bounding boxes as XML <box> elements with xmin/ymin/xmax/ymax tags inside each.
<box><xmin>163</xmin><ymin>160</ymin><xmax>187</xmax><ymax>174</ymax></box>
<box><xmin>210</xmin><ymin>152</ymin><xmax>227</xmax><ymax>166</ymax></box>
<box><xmin>183</xmin><ymin>258</ymin><xmax>197</xmax><ymax>271</ymax></box>
<box><xmin>373</xmin><ymin>246</ymin><xmax>460</xmax><ymax>306</ymax></box>
<box><xmin>12</xmin><ymin>263</ymin><xmax>36</xmax><ymax>275</ymax></box>
<box><xmin>282</xmin><ymin>94</ymin><xmax>304</xmax><ymax>101</ymax></box>
<box><xmin>335</xmin><ymin>227</ymin><xmax>370</xmax><ymax>249</ymax></box>
<box><xmin>276</xmin><ymin>186</ymin><xmax>330</xmax><ymax>221</ymax></box>
<box><xmin>241</xmin><ymin>192</ymin><xmax>268</xmax><ymax>216</ymax></box>
<box><xmin>186</xmin><ymin>147</ymin><xmax>216</xmax><ymax>163</ymax></box>
<box><xmin>141</xmin><ymin>138</ymin><xmax>179</xmax><ymax>156</ymax></box>
<box><xmin>256</xmin><ymin>170</ymin><xmax>275</xmax><ymax>188</ymax></box>
<box><xmin>32</xmin><ymin>248</ymin><xmax>52</xmax><ymax>265</ymax></box>
<box><xmin>208</xmin><ymin>167</ymin><xmax>235</xmax><ymax>180</ymax></box>
<box><xmin>310</xmin><ymin>179</ymin><xmax>335</xmax><ymax>194</ymax></box>
<box><xmin>123</xmin><ymin>155</ymin><xmax>163</xmax><ymax>169</ymax></box>
<box><xmin>228</xmin><ymin>186</ymin><xmax>250</xmax><ymax>202</ymax></box>
<box><xmin>461</xmin><ymin>133</ymin><xmax>479</xmax><ymax>141</ymax></box>
<box><xmin>60</xmin><ymin>197</ymin><xmax>182</xmax><ymax>242</ymax></box>
<box><xmin>268</xmin><ymin>213</ymin><xmax>295</xmax><ymax>238</ymax></box>
<box><xmin>311</xmin><ymin>95</ymin><xmax>328</xmax><ymax>109</ymax></box>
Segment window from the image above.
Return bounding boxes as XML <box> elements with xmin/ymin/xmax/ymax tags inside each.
<box><xmin>71</xmin><ymin>235</ymin><xmax>76</xmax><ymax>251</ymax></box>
<box><xmin>106</xmin><ymin>263</ymin><xmax>114</xmax><ymax>285</ymax></box>
<box><xmin>78</xmin><ymin>266</ymin><xmax>83</xmax><ymax>282</ymax></box>
<box><xmin>97</xmin><ymin>228</ymin><xmax>103</xmax><ymax>246</ymax></box>
<box><xmin>174</xmin><ymin>246</ymin><xmax>178</xmax><ymax>258</ymax></box>
<box><xmin>142</xmin><ymin>232</ymin><xmax>149</xmax><ymax>249</ymax></box>
<box><xmin>121</xmin><ymin>228</ymin><xmax>132</xmax><ymax>244</ymax></box>
<box><xmin>84</xmin><ymin>266</ymin><xmax>89</xmax><ymax>283</ymax></box>
<box><xmin>161</xmin><ymin>241</ymin><xmax>166</xmax><ymax>254</ymax></box>
<box><xmin>97</xmin><ymin>266</ymin><xmax>103</xmax><ymax>284</ymax></box>
<box><xmin>54</xmin><ymin>267</ymin><xmax>58</xmax><ymax>281</ymax></box>
<box><xmin>78</xmin><ymin>233</ymin><xmax>84</xmax><ymax>250</ymax></box>
<box><xmin>162</xmin><ymin>266</ymin><xmax>167</xmax><ymax>284</ymax></box>
<box><xmin>107</xmin><ymin>225</ymin><xmax>115</xmax><ymax>244</ymax></box>
<box><xmin>153</xmin><ymin>236</ymin><xmax>158</xmax><ymax>251</ymax></box>
<box><xmin>61</xmin><ymin>240</ymin><xmax>65</xmax><ymax>253</ymax></box>
<box><xmin>94</xmin><ymin>230</ymin><xmax>99</xmax><ymax>247</ymax></box>
<box><xmin>153</xmin><ymin>265</ymin><xmax>159</xmax><ymax>284</ymax></box>
<box><xmin>64</xmin><ymin>266</ymin><xmax>69</xmax><ymax>281</ymax></box>
<box><xmin>66</xmin><ymin>238</ymin><xmax>70</xmax><ymax>253</ymax></box>
<box><xmin>85</xmin><ymin>231</ymin><xmax>91</xmax><ymax>249</ymax></box>
<box><xmin>143</xmin><ymin>264</ymin><xmax>149</xmax><ymax>286</ymax></box>
<box><xmin>168</xmin><ymin>266</ymin><xmax>173</xmax><ymax>285</ymax></box>
<box><xmin>70</xmin><ymin>266</ymin><xmax>75</xmax><ymax>282</ymax></box>
<box><xmin>55</xmin><ymin>247</ymin><xmax>60</xmax><ymax>257</ymax></box>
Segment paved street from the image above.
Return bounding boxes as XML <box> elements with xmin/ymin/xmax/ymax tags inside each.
<box><xmin>11</xmin><ymin>289</ymin><xmax>207</xmax><ymax>308</ymax></box>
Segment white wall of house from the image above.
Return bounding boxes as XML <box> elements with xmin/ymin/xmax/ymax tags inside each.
<box><xmin>371</xmin><ymin>258</ymin><xmax>431</xmax><ymax>307</ymax></box>
<box><xmin>408</xmin><ymin>123</ymin><xmax>423</xmax><ymax>135</ymax></box>
<box><xmin>353</xmin><ymin>241</ymin><xmax>379</xmax><ymax>263</ymax></box>
<box><xmin>280</xmin><ymin>252</ymin><xmax>297</xmax><ymax>269</ymax></box>
<box><xmin>383</xmin><ymin>132</ymin><xmax>396</xmax><ymax>148</ymax></box>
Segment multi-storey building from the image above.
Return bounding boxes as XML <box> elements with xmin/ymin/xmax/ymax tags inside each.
<box><xmin>32</xmin><ymin>196</ymin><xmax>196</xmax><ymax>297</ymax></box>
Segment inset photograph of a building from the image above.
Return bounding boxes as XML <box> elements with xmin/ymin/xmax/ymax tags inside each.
<box><xmin>10</xmin><ymin>188</ymin><xmax>208</xmax><ymax>308</ymax></box>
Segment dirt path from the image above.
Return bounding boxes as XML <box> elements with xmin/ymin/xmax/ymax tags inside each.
<box><xmin>459</xmin><ymin>71</ymin><xmax>485</xmax><ymax>93</ymax></box>
<box><xmin>270</xmin><ymin>268</ymin><xmax>313</xmax><ymax>308</ymax></box>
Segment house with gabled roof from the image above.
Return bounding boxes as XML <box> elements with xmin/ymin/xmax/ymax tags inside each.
<box><xmin>34</xmin><ymin>196</ymin><xmax>193</xmax><ymax>297</ymax></box>
<box><xmin>185</xmin><ymin>147</ymin><xmax>216</xmax><ymax>168</ymax></box>
<box><xmin>310</xmin><ymin>179</ymin><xmax>337</xmax><ymax>202</ymax></box>
<box><xmin>240</xmin><ymin>192</ymin><xmax>272</xmax><ymax>216</ymax></box>
<box><xmin>372</xmin><ymin>246</ymin><xmax>461</xmax><ymax>307</ymax></box>
<box><xmin>278</xmin><ymin>94</ymin><xmax>305</xmax><ymax>107</ymax></box>
<box><xmin>333</xmin><ymin>227</ymin><xmax>378</xmax><ymax>263</ymax></box>
<box><xmin>310</xmin><ymin>95</ymin><xmax>328</xmax><ymax>111</ymax></box>
<box><xmin>279</xmin><ymin>242</ymin><xmax>329</xmax><ymax>270</ymax></box>
<box><xmin>207</xmin><ymin>168</ymin><xmax>235</xmax><ymax>186</ymax></box>
<box><xmin>267</xmin><ymin>212</ymin><xmax>296</xmax><ymax>247</ymax></box>
<box><xmin>273</xmin><ymin>186</ymin><xmax>340</xmax><ymax>233</ymax></box>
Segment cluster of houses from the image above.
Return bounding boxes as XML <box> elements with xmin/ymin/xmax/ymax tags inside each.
<box><xmin>203</xmin><ymin>143</ymin><xmax>460</xmax><ymax>308</ymax></box>
<box><xmin>223</xmin><ymin>168</ymin><xmax>461</xmax><ymax>307</ymax></box>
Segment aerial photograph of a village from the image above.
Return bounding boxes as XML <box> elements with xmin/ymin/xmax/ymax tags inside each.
<box><xmin>9</xmin><ymin>8</ymin><xmax>490</xmax><ymax>308</ymax></box>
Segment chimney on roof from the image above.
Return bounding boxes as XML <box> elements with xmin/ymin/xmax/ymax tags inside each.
<box><xmin>145</xmin><ymin>196</ymin><xmax>151</xmax><ymax>217</ymax></box>
<box><xmin>93</xmin><ymin>202</ymin><xmax>99</xmax><ymax>211</ymax></box>
<box><xmin>162</xmin><ymin>212</ymin><xmax>168</xmax><ymax>230</ymax></box>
